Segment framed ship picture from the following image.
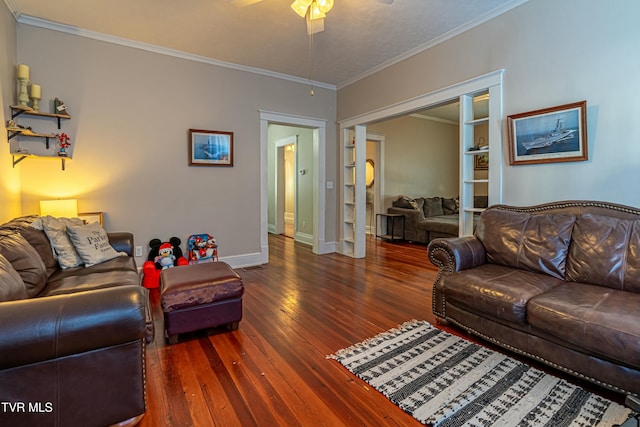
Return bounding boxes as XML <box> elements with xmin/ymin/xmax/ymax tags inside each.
<box><xmin>189</xmin><ymin>129</ymin><xmax>234</xmax><ymax>166</ymax></box>
<box><xmin>508</xmin><ymin>101</ymin><xmax>588</xmax><ymax>165</ymax></box>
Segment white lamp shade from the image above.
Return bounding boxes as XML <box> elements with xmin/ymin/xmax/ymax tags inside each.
<box><xmin>40</xmin><ymin>199</ymin><xmax>78</xmax><ymax>218</ymax></box>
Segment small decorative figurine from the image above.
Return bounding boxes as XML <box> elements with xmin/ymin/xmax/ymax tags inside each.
<box><xmin>154</xmin><ymin>242</ymin><xmax>176</xmax><ymax>269</ymax></box>
<box><xmin>205</xmin><ymin>236</ymin><xmax>218</xmax><ymax>261</ymax></box>
<box><xmin>57</xmin><ymin>133</ymin><xmax>71</xmax><ymax>157</ymax></box>
<box><xmin>54</xmin><ymin>97</ymin><xmax>69</xmax><ymax>116</ymax></box>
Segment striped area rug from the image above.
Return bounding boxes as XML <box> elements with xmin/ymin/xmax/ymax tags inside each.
<box><xmin>328</xmin><ymin>320</ymin><xmax>632</xmax><ymax>427</ymax></box>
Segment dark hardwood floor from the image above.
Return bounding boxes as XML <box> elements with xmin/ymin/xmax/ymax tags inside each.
<box><xmin>142</xmin><ymin>235</ymin><xmax>436</xmax><ymax>426</ymax></box>
<box><xmin>140</xmin><ymin>234</ymin><xmax>624</xmax><ymax>427</ymax></box>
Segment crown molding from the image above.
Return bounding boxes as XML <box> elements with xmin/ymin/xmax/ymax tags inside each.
<box><xmin>336</xmin><ymin>0</ymin><xmax>528</xmax><ymax>89</ymax></box>
<box><xmin>16</xmin><ymin>15</ymin><xmax>337</xmax><ymax>91</ymax></box>
<box><xmin>3</xmin><ymin>0</ymin><xmax>20</xmax><ymax>19</ymax></box>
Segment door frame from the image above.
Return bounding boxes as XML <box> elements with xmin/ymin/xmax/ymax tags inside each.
<box><xmin>260</xmin><ymin>110</ymin><xmax>328</xmax><ymax>262</ymax></box>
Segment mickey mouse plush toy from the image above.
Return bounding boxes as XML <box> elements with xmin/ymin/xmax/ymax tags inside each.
<box><xmin>141</xmin><ymin>237</ymin><xmax>188</xmax><ymax>289</ymax></box>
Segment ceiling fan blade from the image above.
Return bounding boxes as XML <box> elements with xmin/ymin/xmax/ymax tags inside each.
<box><xmin>229</xmin><ymin>0</ymin><xmax>263</xmax><ymax>7</ymax></box>
<box><xmin>377</xmin><ymin>0</ymin><xmax>394</xmax><ymax>3</ymax></box>
<box><xmin>306</xmin><ymin>16</ymin><xmax>325</xmax><ymax>35</ymax></box>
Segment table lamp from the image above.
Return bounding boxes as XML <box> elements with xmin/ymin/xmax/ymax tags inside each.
<box><xmin>40</xmin><ymin>199</ymin><xmax>78</xmax><ymax>218</ymax></box>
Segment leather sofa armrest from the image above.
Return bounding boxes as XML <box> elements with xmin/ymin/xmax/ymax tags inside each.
<box><xmin>0</xmin><ymin>285</ymin><xmax>146</xmax><ymax>370</ymax></box>
<box><xmin>108</xmin><ymin>232</ymin><xmax>134</xmax><ymax>256</ymax></box>
<box><xmin>428</xmin><ymin>236</ymin><xmax>486</xmax><ymax>272</ymax></box>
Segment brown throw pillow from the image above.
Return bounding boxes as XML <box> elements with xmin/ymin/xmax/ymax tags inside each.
<box><xmin>0</xmin><ymin>253</ymin><xmax>28</xmax><ymax>302</ymax></box>
<box><xmin>0</xmin><ymin>232</ymin><xmax>48</xmax><ymax>297</ymax></box>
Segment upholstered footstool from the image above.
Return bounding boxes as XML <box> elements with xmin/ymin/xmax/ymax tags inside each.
<box><xmin>160</xmin><ymin>262</ymin><xmax>244</xmax><ymax>344</ymax></box>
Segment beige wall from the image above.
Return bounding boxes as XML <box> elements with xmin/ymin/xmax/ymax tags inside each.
<box><xmin>368</xmin><ymin>116</ymin><xmax>458</xmax><ymax>207</ymax></box>
<box><xmin>15</xmin><ymin>24</ymin><xmax>336</xmax><ymax>265</ymax></box>
<box><xmin>338</xmin><ymin>0</ymin><xmax>640</xmax><ymax>207</ymax></box>
<box><xmin>0</xmin><ymin>5</ymin><xmax>21</xmax><ymax>222</ymax></box>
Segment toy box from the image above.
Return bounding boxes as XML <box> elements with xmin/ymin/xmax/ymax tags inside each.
<box><xmin>187</xmin><ymin>233</ymin><xmax>218</xmax><ymax>264</ymax></box>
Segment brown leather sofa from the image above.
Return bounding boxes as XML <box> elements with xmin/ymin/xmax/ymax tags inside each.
<box><xmin>428</xmin><ymin>201</ymin><xmax>640</xmax><ymax>396</ymax></box>
<box><xmin>0</xmin><ymin>216</ymin><xmax>149</xmax><ymax>426</ymax></box>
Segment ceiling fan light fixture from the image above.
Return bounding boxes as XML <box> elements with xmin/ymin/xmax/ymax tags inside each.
<box><xmin>291</xmin><ymin>0</ymin><xmax>311</xmax><ymax>18</ymax></box>
<box><xmin>308</xmin><ymin>3</ymin><xmax>326</xmax><ymax>20</ymax></box>
<box><xmin>315</xmin><ymin>0</ymin><xmax>334</xmax><ymax>14</ymax></box>
<box><xmin>291</xmin><ymin>0</ymin><xmax>331</xmax><ymax>20</ymax></box>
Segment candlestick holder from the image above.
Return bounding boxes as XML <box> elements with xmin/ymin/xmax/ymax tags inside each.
<box><xmin>31</xmin><ymin>94</ymin><xmax>41</xmax><ymax>112</ymax></box>
<box><xmin>17</xmin><ymin>77</ymin><xmax>30</xmax><ymax>107</ymax></box>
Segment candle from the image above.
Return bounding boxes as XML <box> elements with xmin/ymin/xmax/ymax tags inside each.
<box><xmin>17</xmin><ymin>64</ymin><xmax>29</xmax><ymax>80</ymax></box>
<box><xmin>30</xmin><ymin>84</ymin><xmax>41</xmax><ymax>99</ymax></box>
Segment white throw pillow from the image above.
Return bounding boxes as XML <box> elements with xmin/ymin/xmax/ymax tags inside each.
<box><xmin>66</xmin><ymin>222</ymin><xmax>125</xmax><ymax>267</ymax></box>
<box><xmin>40</xmin><ymin>216</ymin><xmax>84</xmax><ymax>269</ymax></box>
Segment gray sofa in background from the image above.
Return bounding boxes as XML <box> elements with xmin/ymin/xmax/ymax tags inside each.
<box><xmin>387</xmin><ymin>195</ymin><xmax>487</xmax><ymax>244</ymax></box>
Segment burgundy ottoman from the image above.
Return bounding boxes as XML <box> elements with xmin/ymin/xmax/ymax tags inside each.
<box><xmin>160</xmin><ymin>262</ymin><xmax>244</xmax><ymax>344</ymax></box>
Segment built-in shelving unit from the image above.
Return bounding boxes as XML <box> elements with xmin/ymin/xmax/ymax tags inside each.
<box><xmin>7</xmin><ymin>105</ymin><xmax>71</xmax><ymax>170</ymax></box>
<box><xmin>459</xmin><ymin>87</ymin><xmax>502</xmax><ymax>236</ymax></box>
<box><xmin>341</xmin><ymin>125</ymin><xmax>366</xmax><ymax>258</ymax></box>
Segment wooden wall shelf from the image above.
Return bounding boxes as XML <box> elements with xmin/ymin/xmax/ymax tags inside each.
<box><xmin>7</xmin><ymin>105</ymin><xmax>72</xmax><ymax>170</ymax></box>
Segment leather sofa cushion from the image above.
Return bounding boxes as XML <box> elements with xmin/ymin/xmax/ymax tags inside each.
<box><xmin>528</xmin><ymin>283</ymin><xmax>640</xmax><ymax>369</ymax></box>
<box><xmin>0</xmin><ymin>253</ymin><xmax>28</xmax><ymax>302</ymax></box>
<box><xmin>566</xmin><ymin>214</ymin><xmax>640</xmax><ymax>292</ymax></box>
<box><xmin>476</xmin><ymin>210</ymin><xmax>576</xmax><ymax>280</ymax></box>
<box><xmin>43</xmin><ymin>270</ymin><xmax>140</xmax><ymax>297</ymax></box>
<box><xmin>0</xmin><ymin>231</ymin><xmax>48</xmax><ymax>297</ymax></box>
<box><xmin>43</xmin><ymin>256</ymin><xmax>139</xmax><ymax>297</ymax></box>
<box><xmin>443</xmin><ymin>264</ymin><xmax>564</xmax><ymax>324</ymax></box>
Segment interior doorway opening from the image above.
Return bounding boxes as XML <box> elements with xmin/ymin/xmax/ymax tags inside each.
<box><xmin>283</xmin><ymin>143</ymin><xmax>296</xmax><ymax>238</ymax></box>
<box><xmin>339</xmin><ymin>70</ymin><xmax>504</xmax><ymax>258</ymax></box>
<box><xmin>260</xmin><ymin>110</ymin><xmax>329</xmax><ymax>263</ymax></box>
<box><xmin>365</xmin><ymin>134</ymin><xmax>384</xmax><ymax>235</ymax></box>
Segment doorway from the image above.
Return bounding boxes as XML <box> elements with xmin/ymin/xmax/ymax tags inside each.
<box><xmin>339</xmin><ymin>70</ymin><xmax>504</xmax><ymax>258</ymax></box>
<box><xmin>260</xmin><ymin>111</ymin><xmax>329</xmax><ymax>263</ymax></box>
<box><xmin>283</xmin><ymin>143</ymin><xmax>296</xmax><ymax>238</ymax></box>
<box><xmin>366</xmin><ymin>134</ymin><xmax>384</xmax><ymax>234</ymax></box>
<box><xmin>274</xmin><ymin>135</ymin><xmax>298</xmax><ymax>239</ymax></box>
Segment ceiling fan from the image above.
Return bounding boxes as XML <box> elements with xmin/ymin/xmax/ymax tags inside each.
<box><xmin>231</xmin><ymin>0</ymin><xmax>393</xmax><ymax>35</ymax></box>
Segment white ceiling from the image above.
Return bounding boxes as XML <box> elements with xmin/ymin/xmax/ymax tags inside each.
<box><xmin>7</xmin><ymin>0</ymin><xmax>525</xmax><ymax>88</ymax></box>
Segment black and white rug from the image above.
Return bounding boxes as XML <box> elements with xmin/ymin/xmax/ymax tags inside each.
<box><xmin>328</xmin><ymin>320</ymin><xmax>632</xmax><ymax>427</ymax></box>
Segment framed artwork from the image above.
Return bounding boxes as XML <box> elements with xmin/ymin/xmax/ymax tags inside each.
<box><xmin>507</xmin><ymin>100</ymin><xmax>588</xmax><ymax>165</ymax></box>
<box><xmin>78</xmin><ymin>212</ymin><xmax>103</xmax><ymax>226</ymax></box>
<box><xmin>474</xmin><ymin>153</ymin><xmax>489</xmax><ymax>170</ymax></box>
<box><xmin>189</xmin><ymin>129</ymin><xmax>234</xmax><ymax>166</ymax></box>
